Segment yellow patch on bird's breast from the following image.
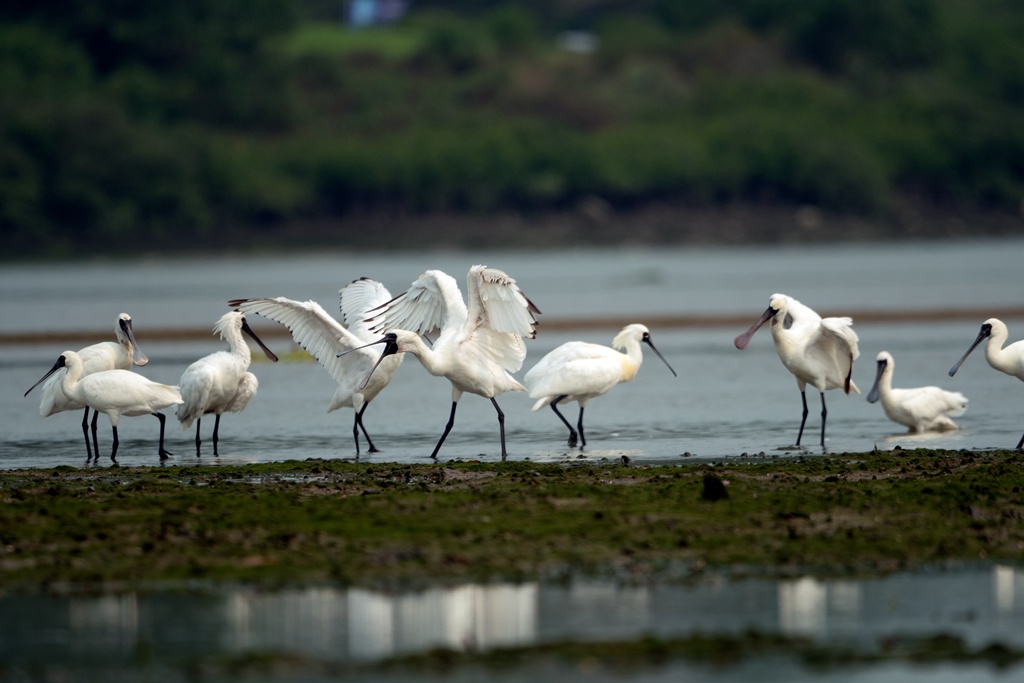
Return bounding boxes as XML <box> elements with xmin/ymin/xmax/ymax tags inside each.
<box><xmin>619</xmin><ymin>356</ymin><xmax>639</xmax><ymax>382</ymax></box>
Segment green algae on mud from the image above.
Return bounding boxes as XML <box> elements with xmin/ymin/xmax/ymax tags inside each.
<box><xmin>1</xmin><ymin>448</ymin><xmax>1023</xmax><ymax>589</ymax></box>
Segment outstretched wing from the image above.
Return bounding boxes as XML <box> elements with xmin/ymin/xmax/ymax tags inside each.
<box><xmin>365</xmin><ymin>269</ymin><xmax>465</xmax><ymax>336</ymax></box>
<box><xmin>465</xmin><ymin>265</ymin><xmax>541</xmax><ymax>340</ymax></box>
<box><xmin>339</xmin><ymin>278</ymin><xmax>393</xmax><ymax>342</ymax></box>
<box><xmin>456</xmin><ymin>265</ymin><xmax>541</xmax><ymax>374</ymax></box>
<box><xmin>229</xmin><ymin>297</ymin><xmax>365</xmax><ymax>385</ymax></box>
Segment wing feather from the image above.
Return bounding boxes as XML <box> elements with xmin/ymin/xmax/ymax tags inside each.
<box><xmin>230</xmin><ymin>297</ymin><xmax>367</xmax><ymax>386</ymax></box>
<box><xmin>366</xmin><ymin>270</ymin><xmax>464</xmax><ymax>336</ymax></box>
<box><xmin>339</xmin><ymin>278</ymin><xmax>392</xmax><ymax>341</ymax></box>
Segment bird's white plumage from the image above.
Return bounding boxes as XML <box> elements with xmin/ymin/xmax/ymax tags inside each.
<box><xmin>37</xmin><ymin>313</ymin><xmax>147</xmax><ymax>417</ymax></box>
<box><xmin>949</xmin><ymin>318</ymin><xmax>1024</xmax><ymax>449</ymax></box>
<box><xmin>231</xmin><ymin>279</ymin><xmax>402</xmax><ymax>414</ymax></box>
<box><xmin>367</xmin><ymin>265</ymin><xmax>540</xmax><ymax>384</ymax></box>
<box><xmin>363</xmin><ymin>265</ymin><xmax>540</xmax><ymax>459</ymax></box>
<box><xmin>177</xmin><ymin>311</ymin><xmax>266</xmax><ymax>430</ymax></box>
<box><xmin>46</xmin><ymin>350</ymin><xmax>181</xmax><ymax>425</ymax></box>
<box><xmin>524</xmin><ymin>324</ymin><xmax>676</xmax><ymax>448</ymax></box>
<box><xmin>527</xmin><ymin>324</ymin><xmax>656</xmax><ymax>411</ymax></box>
<box><xmin>735</xmin><ymin>293</ymin><xmax>859</xmax><ymax>447</ymax></box>
<box><xmin>868</xmin><ymin>351</ymin><xmax>967</xmax><ymax>432</ymax></box>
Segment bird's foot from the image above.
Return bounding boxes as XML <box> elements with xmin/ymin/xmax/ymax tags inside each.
<box><xmin>567</xmin><ymin>434</ymin><xmax>578</xmax><ymax>448</ymax></box>
<box><xmin>368</xmin><ymin>446</ymin><xmax>380</xmax><ymax>454</ymax></box>
<box><xmin>160</xmin><ymin>448</ymin><xmax>174</xmax><ymax>461</ymax></box>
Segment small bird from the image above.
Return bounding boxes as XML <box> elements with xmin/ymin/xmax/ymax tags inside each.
<box><xmin>358</xmin><ymin>265</ymin><xmax>540</xmax><ymax>461</ymax></box>
<box><xmin>35</xmin><ymin>312</ymin><xmax>148</xmax><ymax>461</ymax></box>
<box><xmin>867</xmin><ymin>350</ymin><xmax>968</xmax><ymax>432</ymax></box>
<box><xmin>949</xmin><ymin>318</ymin><xmax>1024</xmax><ymax>449</ymax></box>
<box><xmin>229</xmin><ymin>277</ymin><xmax>404</xmax><ymax>457</ymax></box>
<box><xmin>25</xmin><ymin>350</ymin><xmax>182</xmax><ymax>463</ymax></box>
<box><xmin>524</xmin><ymin>324</ymin><xmax>677</xmax><ymax>448</ymax></box>
<box><xmin>176</xmin><ymin>311</ymin><xmax>279</xmax><ymax>456</ymax></box>
<box><xmin>734</xmin><ymin>293</ymin><xmax>859</xmax><ymax>447</ymax></box>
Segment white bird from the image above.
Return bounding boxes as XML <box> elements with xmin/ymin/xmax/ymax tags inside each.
<box><xmin>949</xmin><ymin>318</ymin><xmax>1024</xmax><ymax>449</ymax></box>
<box><xmin>358</xmin><ymin>265</ymin><xmax>541</xmax><ymax>461</ymax></box>
<box><xmin>867</xmin><ymin>351</ymin><xmax>968</xmax><ymax>432</ymax></box>
<box><xmin>176</xmin><ymin>311</ymin><xmax>279</xmax><ymax>456</ymax></box>
<box><xmin>228</xmin><ymin>278</ymin><xmax>404</xmax><ymax>457</ymax></box>
<box><xmin>35</xmin><ymin>313</ymin><xmax>148</xmax><ymax>461</ymax></box>
<box><xmin>734</xmin><ymin>293</ymin><xmax>860</xmax><ymax>447</ymax></box>
<box><xmin>524</xmin><ymin>324</ymin><xmax>677</xmax><ymax>448</ymax></box>
<box><xmin>25</xmin><ymin>350</ymin><xmax>182</xmax><ymax>463</ymax></box>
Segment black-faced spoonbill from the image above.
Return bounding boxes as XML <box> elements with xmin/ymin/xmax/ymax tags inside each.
<box><xmin>359</xmin><ymin>265</ymin><xmax>541</xmax><ymax>461</ymax></box>
<box><xmin>948</xmin><ymin>318</ymin><xmax>1024</xmax><ymax>449</ymax></box>
<box><xmin>734</xmin><ymin>293</ymin><xmax>860</xmax><ymax>448</ymax></box>
<box><xmin>34</xmin><ymin>313</ymin><xmax>148</xmax><ymax>461</ymax></box>
<box><xmin>867</xmin><ymin>351</ymin><xmax>968</xmax><ymax>432</ymax></box>
<box><xmin>523</xmin><ymin>324</ymin><xmax>677</xmax><ymax>448</ymax></box>
<box><xmin>228</xmin><ymin>278</ymin><xmax>404</xmax><ymax>457</ymax></box>
<box><xmin>25</xmin><ymin>350</ymin><xmax>182</xmax><ymax>463</ymax></box>
<box><xmin>176</xmin><ymin>311</ymin><xmax>279</xmax><ymax>456</ymax></box>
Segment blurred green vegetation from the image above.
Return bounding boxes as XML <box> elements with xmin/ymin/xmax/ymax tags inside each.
<box><xmin>2</xmin><ymin>0</ymin><xmax>1023</xmax><ymax>256</ymax></box>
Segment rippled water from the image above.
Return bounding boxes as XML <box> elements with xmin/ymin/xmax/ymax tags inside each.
<box><xmin>2</xmin><ymin>239</ymin><xmax>1023</xmax><ymax>468</ymax></box>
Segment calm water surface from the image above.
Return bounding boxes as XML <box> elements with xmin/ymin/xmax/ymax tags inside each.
<box><xmin>1</xmin><ymin>566</ymin><xmax>1023</xmax><ymax>681</ymax></box>
<box><xmin>2</xmin><ymin>239</ymin><xmax>1023</xmax><ymax>468</ymax></box>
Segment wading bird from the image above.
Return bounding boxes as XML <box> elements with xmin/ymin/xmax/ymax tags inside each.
<box><xmin>34</xmin><ymin>313</ymin><xmax>148</xmax><ymax>461</ymax></box>
<box><xmin>176</xmin><ymin>311</ymin><xmax>278</xmax><ymax>456</ymax></box>
<box><xmin>867</xmin><ymin>351</ymin><xmax>968</xmax><ymax>432</ymax></box>
<box><xmin>734</xmin><ymin>293</ymin><xmax>859</xmax><ymax>448</ymax></box>
<box><xmin>25</xmin><ymin>350</ymin><xmax>181</xmax><ymax>463</ymax></box>
<box><xmin>949</xmin><ymin>318</ymin><xmax>1024</xmax><ymax>449</ymax></box>
<box><xmin>229</xmin><ymin>278</ymin><xmax>404</xmax><ymax>457</ymax></box>
<box><xmin>524</xmin><ymin>324</ymin><xmax>677</xmax><ymax>448</ymax></box>
<box><xmin>358</xmin><ymin>265</ymin><xmax>540</xmax><ymax>461</ymax></box>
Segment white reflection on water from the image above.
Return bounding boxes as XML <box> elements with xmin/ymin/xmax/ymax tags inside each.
<box><xmin>4</xmin><ymin>565</ymin><xmax>1021</xmax><ymax>672</ymax></box>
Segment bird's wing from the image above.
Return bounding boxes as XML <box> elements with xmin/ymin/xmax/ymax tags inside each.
<box><xmin>230</xmin><ymin>297</ymin><xmax>368</xmax><ymax>385</ymax></box>
<box><xmin>899</xmin><ymin>387</ymin><xmax>969</xmax><ymax>420</ymax></box>
<box><xmin>365</xmin><ymin>270</ymin><xmax>464</xmax><ymax>337</ymax></box>
<box><xmin>819</xmin><ymin>317</ymin><xmax>860</xmax><ymax>360</ymax></box>
<box><xmin>806</xmin><ymin>317</ymin><xmax>860</xmax><ymax>393</ymax></box>
<box><xmin>339</xmin><ymin>278</ymin><xmax>393</xmax><ymax>341</ymax></box>
<box><xmin>465</xmin><ymin>265</ymin><xmax>540</xmax><ymax>339</ymax></box>
<box><xmin>526</xmin><ymin>350</ymin><xmax>622</xmax><ymax>401</ymax></box>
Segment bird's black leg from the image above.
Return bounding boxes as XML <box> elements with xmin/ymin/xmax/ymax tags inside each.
<box><xmin>577</xmin><ymin>406</ymin><xmax>587</xmax><ymax>449</ymax></box>
<box><xmin>90</xmin><ymin>410</ymin><xmax>100</xmax><ymax>461</ymax></box>
<box><xmin>429</xmin><ymin>401</ymin><xmax>458</xmax><ymax>459</ymax></box>
<box><xmin>195</xmin><ymin>417</ymin><xmax>202</xmax><ymax>456</ymax></box>
<box><xmin>796</xmin><ymin>391</ymin><xmax>809</xmax><ymax>446</ymax></box>
<box><xmin>491</xmin><ymin>398</ymin><xmax>508</xmax><ymax>462</ymax></box>
<box><xmin>110</xmin><ymin>425</ymin><xmax>119</xmax><ymax>464</ymax></box>
<box><xmin>1016</xmin><ymin>430</ymin><xmax>1023</xmax><ymax>451</ymax></box>
<box><xmin>819</xmin><ymin>392</ymin><xmax>828</xmax><ymax>448</ymax></box>
<box><xmin>352</xmin><ymin>411</ymin><xmax>362</xmax><ymax>459</ymax></box>
<box><xmin>548</xmin><ymin>396</ymin><xmax>578</xmax><ymax>448</ymax></box>
<box><xmin>212</xmin><ymin>414</ymin><xmax>221</xmax><ymax>456</ymax></box>
<box><xmin>154</xmin><ymin>412</ymin><xmax>172</xmax><ymax>460</ymax></box>
<box><xmin>81</xmin><ymin>407</ymin><xmax>93</xmax><ymax>462</ymax></box>
<box><xmin>357</xmin><ymin>403</ymin><xmax>378</xmax><ymax>453</ymax></box>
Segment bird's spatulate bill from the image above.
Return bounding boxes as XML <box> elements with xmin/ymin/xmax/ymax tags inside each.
<box><xmin>734</xmin><ymin>307</ymin><xmax>775</xmax><ymax>350</ymax></box>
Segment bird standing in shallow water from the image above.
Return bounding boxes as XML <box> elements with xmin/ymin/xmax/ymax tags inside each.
<box><xmin>35</xmin><ymin>313</ymin><xmax>148</xmax><ymax>461</ymax></box>
<box><xmin>734</xmin><ymin>293</ymin><xmax>859</xmax><ymax>448</ymax></box>
<box><xmin>176</xmin><ymin>311</ymin><xmax>278</xmax><ymax>456</ymax></box>
<box><xmin>524</xmin><ymin>324</ymin><xmax>677</xmax><ymax>448</ymax></box>
<box><xmin>867</xmin><ymin>350</ymin><xmax>968</xmax><ymax>433</ymax></box>
<box><xmin>357</xmin><ymin>265</ymin><xmax>540</xmax><ymax>461</ymax></box>
<box><xmin>229</xmin><ymin>277</ymin><xmax>403</xmax><ymax>457</ymax></box>
<box><xmin>26</xmin><ymin>350</ymin><xmax>181</xmax><ymax>463</ymax></box>
<box><xmin>949</xmin><ymin>318</ymin><xmax>1024</xmax><ymax>449</ymax></box>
